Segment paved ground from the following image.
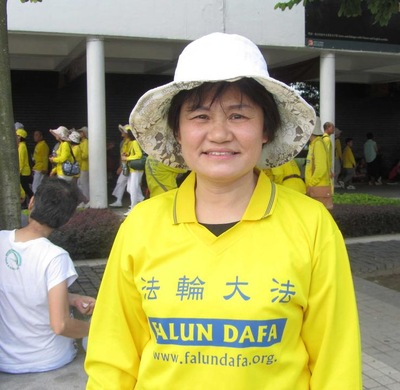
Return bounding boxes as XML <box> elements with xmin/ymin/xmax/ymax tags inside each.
<box><xmin>1</xmin><ymin>182</ymin><xmax>399</xmax><ymax>389</ymax></box>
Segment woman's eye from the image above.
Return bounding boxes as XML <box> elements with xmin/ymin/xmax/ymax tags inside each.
<box><xmin>192</xmin><ymin>114</ymin><xmax>208</xmax><ymax>120</ymax></box>
<box><xmin>230</xmin><ymin>114</ymin><xmax>245</xmax><ymax>120</ymax></box>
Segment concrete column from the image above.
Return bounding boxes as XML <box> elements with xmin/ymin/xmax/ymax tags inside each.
<box><xmin>320</xmin><ymin>52</ymin><xmax>336</xmax><ymax>177</ymax></box>
<box><xmin>86</xmin><ymin>37</ymin><xmax>107</xmax><ymax>208</ymax></box>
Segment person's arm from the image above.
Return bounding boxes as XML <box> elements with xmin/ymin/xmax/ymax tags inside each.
<box><xmin>302</xmin><ymin>217</ymin><xmax>362</xmax><ymax>388</ymax></box>
<box><xmin>48</xmin><ymin>280</ymin><xmax>91</xmax><ymax>339</ymax></box>
<box><xmin>126</xmin><ymin>140</ymin><xmax>143</xmax><ymax>161</ymax></box>
<box><xmin>51</xmin><ymin>142</ymin><xmax>71</xmax><ymax>163</ymax></box>
<box><xmin>85</xmin><ymin>224</ymin><xmax>150</xmax><ymax>389</ymax></box>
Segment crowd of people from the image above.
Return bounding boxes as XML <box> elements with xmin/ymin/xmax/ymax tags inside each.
<box><xmin>15</xmin><ymin>122</ymin><xmax>90</xmax><ymax>209</ymax></box>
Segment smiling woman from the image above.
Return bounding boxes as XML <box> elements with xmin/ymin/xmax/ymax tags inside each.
<box><xmin>174</xmin><ymin>82</ymin><xmax>267</xmax><ymax>196</ymax></box>
<box><xmin>85</xmin><ymin>32</ymin><xmax>362</xmax><ymax>390</ymax></box>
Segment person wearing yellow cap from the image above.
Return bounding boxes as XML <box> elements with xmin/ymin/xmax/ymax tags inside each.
<box><xmin>16</xmin><ymin>126</ymin><xmax>33</xmax><ymax>208</ymax></box>
<box><xmin>49</xmin><ymin>126</ymin><xmax>74</xmax><ymax>182</ymax></box>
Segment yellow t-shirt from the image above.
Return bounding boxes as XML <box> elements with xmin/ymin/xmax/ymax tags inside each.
<box><xmin>33</xmin><ymin>140</ymin><xmax>50</xmax><ymax>172</ymax></box>
<box><xmin>86</xmin><ymin>172</ymin><xmax>361</xmax><ymax>390</ymax></box>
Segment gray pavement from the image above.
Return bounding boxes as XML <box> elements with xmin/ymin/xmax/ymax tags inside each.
<box><xmin>1</xmin><ymin>182</ymin><xmax>400</xmax><ymax>389</ymax></box>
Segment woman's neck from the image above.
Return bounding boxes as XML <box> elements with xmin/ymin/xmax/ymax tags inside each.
<box><xmin>14</xmin><ymin>219</ymin><xmax>53</xmax><ymax>242</ymax></box>
<box><xmin>194</xmin><ymin>171</ymin><xmax>258</xmax><ymax>224</ymax></box>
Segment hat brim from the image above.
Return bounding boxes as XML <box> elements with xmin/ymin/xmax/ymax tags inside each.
<box><xmin>50</xmin><ymin>129</ymin><xmax>69</xmax><ymax>141</ymax></box>
<box><xmin>118</xmin><ymin>124</ymin><xmax>128</xmax><ymax>133</ymax></box>
<box><xmin>130</xmin><ymin>76</ymin><xmax>316</xmax><ymax>169</ymax></box>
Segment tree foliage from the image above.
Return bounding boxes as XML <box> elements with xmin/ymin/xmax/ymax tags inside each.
<box><xmin>275</xmin><ymin>0</ymin><xmax>399</xmax><ymax>26</ymax></box>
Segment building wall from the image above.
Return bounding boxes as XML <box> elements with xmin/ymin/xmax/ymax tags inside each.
<box><xmin>7</xmin><ymin>0</ymin><xmax>305</xmax><ymax>47</ymax></box>
<box><xmin>335</xmin><ymin>84</ymin><xmax>400</xmax><ymax>175</ymax></box>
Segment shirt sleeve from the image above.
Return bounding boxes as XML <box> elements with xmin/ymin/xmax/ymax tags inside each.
<box><xmin>302</xmin><ymin>215</ymin><xmax>362</xmax><ymax>389</ymax></box>
<box><xmin>46</xmin><ymin>252</ymin><xmax>78</xmax><ymax>291</ymax></box>
<box><xmin>85</xmin><ymin>222</ymin><xmax>150</xmax><ymax>389</ymax></box>
<box><xmin>52</xmin><ymin>142</ymin><xmax>72</xmax><ymax>164</ymax></box>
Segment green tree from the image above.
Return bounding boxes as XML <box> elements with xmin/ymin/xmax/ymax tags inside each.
<box><xmin>275</xmin><ymin>0</ymin><xmax>399</xmax><ymax>26</ymax></box>
<box><xmin>291</xmin><ymin>82</ymin><xmax>320</xmax><ymax>114</ymax></box>
<box><xmin>0</xmin><ymin>0</ymin><xmax>42</xmax><ymax>230</ymax></box>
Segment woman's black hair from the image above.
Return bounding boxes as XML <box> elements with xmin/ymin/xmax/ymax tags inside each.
<box><xmin>167</xmin><ymin>78</ymin><xmax>281</xmax><ymax>143</ymax></box>
<box><xmin>126</xmin><ymin>129</ymin><xmax>136</xmax><ymax>141</ymax></box>
<box><xmin>30</xmin><ymin>177</ymin><xmax>79</xmax><ymax>229</ymax></box>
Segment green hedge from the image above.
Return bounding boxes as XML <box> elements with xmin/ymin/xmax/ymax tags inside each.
<box><xmin>49</xmin><ymin>208</ymin><xmax>123</xmax><ymax>260</ymax></box>
<box><xmin>48</xmin><ymin>193</ymin><xmax>400</xmax><ymax>260</ymax></box>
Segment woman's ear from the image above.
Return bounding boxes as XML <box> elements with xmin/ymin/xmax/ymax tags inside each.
<box><xmin>176</xmin><ymin>128</ymin><xmax>182</xmax><ymax>144</ymax></box>
<box><xmin>262</xmin><ymin>135</ymin><xmax>268</xmax><ymax>145</ymax></box>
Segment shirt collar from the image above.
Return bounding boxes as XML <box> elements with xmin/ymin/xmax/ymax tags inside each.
<box><xmin>173</xmin><ymin>170</ymin><xmax>277</xmax><ymax>224</ymax></box>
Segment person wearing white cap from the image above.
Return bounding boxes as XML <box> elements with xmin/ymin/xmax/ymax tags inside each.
<box><xmin>108</xmin><ymin>124</ymin><xmax>131</xmax><ymax>207</ymax></box>
<box><xmin>86</xmin><ymin>33</ymin><xmax>361</xmax><ymax>390</ymax></box>
<box><xmin>49</xmin><ymin>126</ymin><xmax>74</xmax><ymax>182</ymax></box>
<box><xmin>68</xmin><ymin>130</ymin><xmax>82</xmax><ymax>179</ymax></box>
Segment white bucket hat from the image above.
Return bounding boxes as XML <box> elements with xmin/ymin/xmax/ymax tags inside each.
<box><xmin>118</xmin><ymin>124</ymin><xmax>131</xmax><ymax>134</ymax></box>
<box><xmin>50</xmin><ymin>126</ymin><xmax>70</xmax><ymax>141</ymax></box>
<box><xmin>77</xmin><ymin>126</ymin><xmax>88</xmax><ymax>137</ymax></box>
<box><xmin>312</xmin><ymin>117</ymin><xmax>323</xmax><ymax>136</ymax></box>
<box><xmin>68</xmin><ymin>130</ymin><xmax>81</xmax><ymax>144</ymax></box>
<box><xmin>130</xmin><ymin>32</ymin><xmax>316</xmax><ymax>169</ymax></box>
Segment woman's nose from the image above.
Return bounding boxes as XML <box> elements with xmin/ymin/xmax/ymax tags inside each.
<box><xmin>207</xmin><ymin>118</ymin><xmax>233</xmax><ymax>142</ymax></box>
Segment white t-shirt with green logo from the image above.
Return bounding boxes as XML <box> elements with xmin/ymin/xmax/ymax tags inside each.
<box><xmin>0</xmin><ymin>230</ymin><xmax>77</xmax><ymax>373</ymax></box>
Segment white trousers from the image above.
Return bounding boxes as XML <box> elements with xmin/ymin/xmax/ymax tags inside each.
<box><xmin>126</xmin><ymin>171</ymin><xmax>144</xmax><ymax>208</ymax></box>
<box><xmin>111</xmin><ymin>172</ymin><xmax>128</xmax><ymax>202</ymax></box>
<box><xmin>32</xmin><ymin>171</ymin><xmax>45</xmax><ymax>194</ymax></box>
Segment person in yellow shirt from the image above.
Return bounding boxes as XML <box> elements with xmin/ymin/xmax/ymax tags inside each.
<box><xmin>16</xmin><ymin>127</ymin><xmax>33</xmax><ymax>207</ymax></box>
<box><xmin>77</xmin><ymin>126</ymin><xmax>90</xmax><ymax>205</ymax></box>
<box><xmin>334</xmin><ymin>127</ymin><xmax>343</xmax><ymax>188</ymax></box>
<box><xmin>85</xmin><ymin>33</ymin><xmax>361</xmax><ymax>390</ymax></box>
<box><xmin>32</xmin><ymin>130</ymin><xmax>50</xmax><ymax>193</ymax></box>
<box><xmin>305</xmin><ymin>121</ymin><xmax>333</xmax><ymax>209</ymax></box>
<box><xmin>68</xmin><ymin>130</ymin><xmax>82</xmax><ymax>181</ymax></box>
<box><xmin>109</xmin><ymin>125</ymin><xmax>131</xmax><ymax>208</ymax></box>
<box><xmin>49</xmin><ymin>126</ymin><xmax>74</xmax><ymax>182</ymax></box>
<box><xmin>322</xmin><ymin>121</ymin><xmax>334</xmax><ymax>182</ymax></box>
<box><xmin>122</xmin><ymin>130</ymin><xmax>145</xmax><ymax>216</ymax></box>
<box><xmin>145</xmin><ymin>157</ymin><xmax>188</xmax><ymax>197</ymax></box>
<box><xmin>341</xmin><ymin>137</ymin><xmax>357</xmax><ymax>190</ymax></box>
<box><xmin>271</xmin><ymin>160</ymin><xmax>306</xmax><ymax>194</ymax></box>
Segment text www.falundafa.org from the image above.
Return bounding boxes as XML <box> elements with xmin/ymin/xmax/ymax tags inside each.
<box><xmin>153</xmin><ymin>351</ymin><xmax>277</xmax><ymax>367</ymax></box>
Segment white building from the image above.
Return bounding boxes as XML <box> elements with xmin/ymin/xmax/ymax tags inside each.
<box><xmin>7</xmin><ymin>0</ymin><xmax>400</xmax><ymax>206</ymax></box>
